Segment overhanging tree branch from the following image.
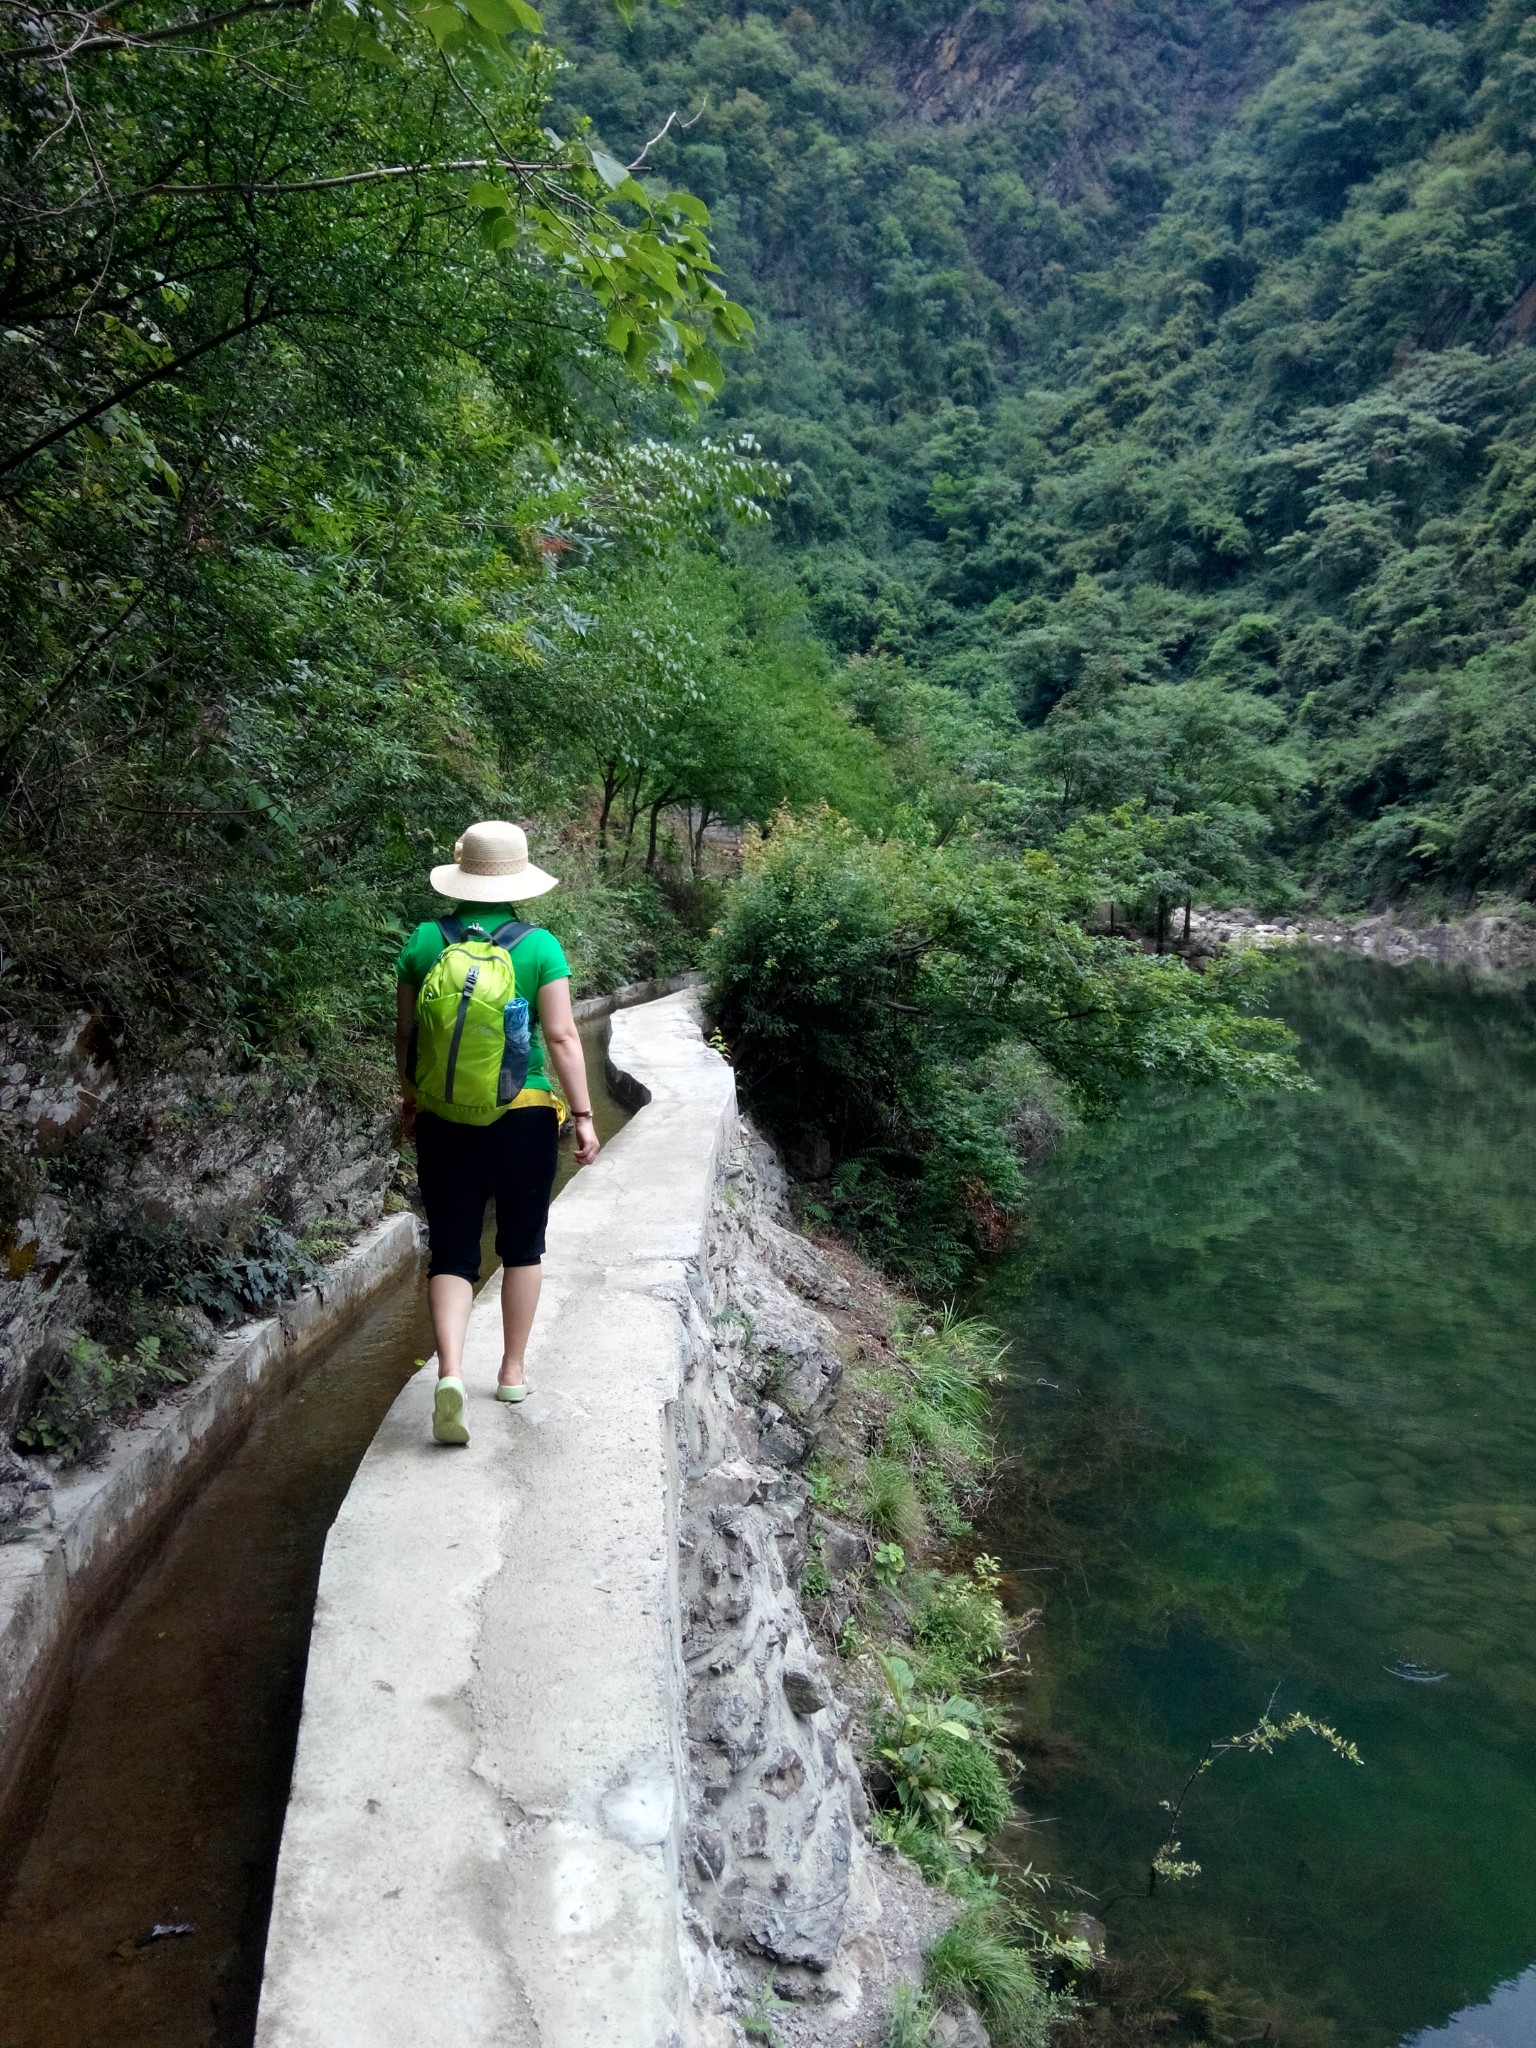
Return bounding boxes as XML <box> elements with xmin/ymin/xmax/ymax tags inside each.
<box><xmin>0</xmin><ymin>0</ymin><xmax>310</xmax><ymax>64</ymax></box>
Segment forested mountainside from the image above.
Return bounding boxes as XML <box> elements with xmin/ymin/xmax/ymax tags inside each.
<box><xmin>551</xmin><ymin>0</ymin><xmax>1536</xmax><ymax>911</ymax></box>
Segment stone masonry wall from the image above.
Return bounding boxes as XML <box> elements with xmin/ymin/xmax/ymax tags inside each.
<box><xmin>679</xmin><ymin>1120</ymin><xmax>951</xmax><ymax>2046</ymax></box>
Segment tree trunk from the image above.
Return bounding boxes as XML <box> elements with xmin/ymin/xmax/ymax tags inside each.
<box><xmin>597</xmin><ymin>762</ymin><xmax>620</xmax><ymax>864</ymax></box>
<box><xmin>645</xmin><ymin>794</ymin><xmax>671</xmax><ymax>874</ymax></box>
<box><xmin>691</xmin><ymin>807</ymin><xmax>714</xmax><ymax>877</ymax></box>
<box><xmin>618</xmin><ymin>779</ymin><xmax>644</xmax><ymax>873</ymax></box>
<box><xmin>1183</xmin><ymin>896</ymin><xmax>1192</xmax><ymax>944</ymax></box>
<box><xmin>1156</xmin><ymin>895</ymin><xmax>1170</xmax><ymax>953</ymax></box>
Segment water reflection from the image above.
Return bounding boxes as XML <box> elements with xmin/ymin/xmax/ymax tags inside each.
<box><xmin>979</xmin><ymin>956</ymin><xmax>1536</xmax><ymax>2046</ymax></box>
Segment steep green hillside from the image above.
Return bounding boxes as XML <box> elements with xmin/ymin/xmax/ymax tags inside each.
<box><xmin>551</xmin><ymin>0</ymin><xmax>1536</xmax><ymax>910</ymax></box>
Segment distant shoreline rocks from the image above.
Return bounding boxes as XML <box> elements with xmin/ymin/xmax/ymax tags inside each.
<box><xmin>1183</xmin><ymin>904</ymin><xmax>1536</xmax><ymax>976</ymax></box>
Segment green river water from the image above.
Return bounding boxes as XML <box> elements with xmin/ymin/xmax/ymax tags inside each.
<box><xmin>981</xmin><ymin>954</ymin><xmax>1536</xmax><ymax>2048</ymax></box>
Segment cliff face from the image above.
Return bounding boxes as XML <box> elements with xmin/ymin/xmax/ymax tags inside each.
<box><xmin>891</xmin><ymin>0</ymin><xmax>1291</xmax><ymax>156</ymax></box>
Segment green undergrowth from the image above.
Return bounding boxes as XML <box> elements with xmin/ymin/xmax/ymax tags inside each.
<box><xmin>15</xmin><ymin>1332</ymin><xmax>195</xmax><ymax>1466</ymax></box>
<box><xmin>12</xmin><ymin>1205</ymin><xmax>356</xmax><ymax>1467</ymax></box>
<box><xmin>805</xmin><ymin>1309</ymin><xmax>1081</xmax><ymax>2046</ymax></box>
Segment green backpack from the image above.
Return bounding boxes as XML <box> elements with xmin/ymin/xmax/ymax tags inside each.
<box><xmin>409</xmin><ymin>917</ymin><xmax>533</xmax><ymax>1126</ymax></box>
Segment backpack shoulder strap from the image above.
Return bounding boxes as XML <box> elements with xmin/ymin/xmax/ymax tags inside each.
<box><xmin>489</xmin><ymin>920</ymin><xmax>534</xmax><ymax>951</ymax></box>
<box><xmin>437</xmin><ymin>915</ymin><xmax>466</xmax><ymax>945</ymax></box>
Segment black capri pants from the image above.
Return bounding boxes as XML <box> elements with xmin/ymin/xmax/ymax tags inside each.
<box><xmin>415</xmin><ymin>1106</ymin><xmax>561</xmax><ymax>1283</ymax></box>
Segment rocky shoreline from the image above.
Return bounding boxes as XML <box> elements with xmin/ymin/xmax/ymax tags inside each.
<box><xmin>1183</xmin><ymin>903</ymin><xmax>1536</xmax><ymax>975</ymax></box>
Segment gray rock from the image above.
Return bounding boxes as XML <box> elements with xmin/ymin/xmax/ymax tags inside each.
<box><xmin>811</xmin><ymin>1512</ymin><xmax>868</xmax><ymax>1576</ymax></box>
<box><xmin>1062</xmin><ymin>1910</ymin><xmax>1108</xmax><ymax>1961</ymax></box>
<box><xmin>757</xmin><ymin>1219</ymin><xmax>854</xmax><ymax>1309</ymax></box>
<box><xmin>932</xmin><ymin>2006</ymin><xmax>992</xmax><ymax>2047</ymax></box>
<box><xmin>680</xmin><ymin>1121</ymin><xmax>874</xmax><ymax>1979</ymax></box>
<box><xmin>0</xmin><ymin>1022</ymin><xmax>393</xmax><ymax>1441</ymax></box>
<box><xmin>758</xmin><ymin>1417</ymin><xmax>810</xmax><ymax>1469</ymax></box>
<box><xmin>782</xmin><ymin>1668</ymin><xmax>832</xmax><ymax>1717</ymax></box>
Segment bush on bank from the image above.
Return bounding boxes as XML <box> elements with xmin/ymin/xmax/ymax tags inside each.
<box><xmin>706</xmin><ymin>808</ymin><xmax>1300</xmax><ymax>1288</ymax></box>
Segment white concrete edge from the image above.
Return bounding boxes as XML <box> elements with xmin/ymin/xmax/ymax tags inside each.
<box><xmin>256</xmin><ymin>991</ymin><xmax>739</xmax><ymax>2048</ymax></box>
<box><xmin>571</xmin><ymin>968</ymin><xmax>702</xmax><ymax>1025</ymax></box>
<box><xmin>0</xmin><ymin>1207</ymin><xmax>424</xmax><ymax>1806</ymax></box>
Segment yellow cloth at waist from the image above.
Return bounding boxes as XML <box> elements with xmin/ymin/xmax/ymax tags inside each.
<box><xmin>507</xmin><ymin>1086</ymin><xmax>565</xmax><ymax>1122</ymax></box>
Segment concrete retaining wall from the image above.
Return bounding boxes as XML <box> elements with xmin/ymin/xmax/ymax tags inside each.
<box><xmin>0</xmin><ymin>1208</ymin><xmax>424</xmax><ymax>1818</ymax></box>
<box><xmin>256</xmin><ymin>991</ymin><xmax>738</xmax><ymax>2048</ymax></box>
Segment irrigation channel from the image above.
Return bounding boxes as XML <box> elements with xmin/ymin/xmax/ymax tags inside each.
<box><xmin>982</xmin><ymin>954</ymin><xmax>1536</xmax><ymax>2048</ymax></box>
<box><xmin>0</xmin><ymin>1022</ymin><xmax>630</xmax><ymax>2048</ymax></box>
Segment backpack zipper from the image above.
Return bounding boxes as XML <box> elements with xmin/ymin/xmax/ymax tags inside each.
<box><xmin>443</xmin><ymin>964</ymin><xmax>479</xmax><ymax>1101</ymax></box>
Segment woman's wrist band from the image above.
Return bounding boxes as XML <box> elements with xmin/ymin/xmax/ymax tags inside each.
<box><xmin>573</xmin><ymin>1108</ymin><xmax>595</xmax><ymax>1120</ymax></box>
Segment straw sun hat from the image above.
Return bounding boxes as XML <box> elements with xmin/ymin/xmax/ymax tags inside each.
<box><xmin>429</xmin><ymin>821</ymin><xmax>559</xmax><ymax>903</ymax></box>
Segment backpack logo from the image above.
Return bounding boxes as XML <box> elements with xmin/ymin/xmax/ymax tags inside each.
<box><xmin>410</xmin><ymin>919</ymin><xmax>533</xmax><ymax>1125</ymax></box>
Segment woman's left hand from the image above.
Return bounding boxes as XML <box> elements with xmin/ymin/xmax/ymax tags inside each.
<box><xmin>572</xmin><ymin>1111</ymin><xmax>601</xmax><ymax>1166</ymax></box>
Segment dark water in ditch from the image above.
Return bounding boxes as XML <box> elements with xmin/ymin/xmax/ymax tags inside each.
<box><xmin>982</xmin><ymin>955</ymin><xmax>1536</xmax><ymax>2048</ymax></box>
<box><xmin>0</xmin><ymin>1024</ymin><xmax>628</xmax><ymax>2048</ymax></box>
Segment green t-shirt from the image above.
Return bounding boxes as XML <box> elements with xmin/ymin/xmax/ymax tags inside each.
<box><xmin>395</xmin><ymin>907</ymin><xmax>571</xmax><ymax>1096</ymax></box>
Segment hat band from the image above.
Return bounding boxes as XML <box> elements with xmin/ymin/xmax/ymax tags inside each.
<box><xmin>461</xmin><ymin>855</ymin><xmax>527</xmax><ymax>875</ymax></box>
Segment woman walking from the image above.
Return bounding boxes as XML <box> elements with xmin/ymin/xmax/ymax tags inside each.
<box><xmin>395</xmin><ymin>821</ymin><xmax>601</xmax><ymax>1445</ymax></box>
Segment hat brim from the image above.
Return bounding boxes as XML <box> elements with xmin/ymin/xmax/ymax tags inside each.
<box><xmin>429</xmin><ymin>862</ymin><xmax>559</xmax><ymax>902</ymax></box>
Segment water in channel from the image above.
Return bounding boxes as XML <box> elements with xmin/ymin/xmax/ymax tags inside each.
<box><xmin>980</xmin><ymin>954</ymin><xmax>1536</xmax><ymax>2047</ymax></box>
<box><xmin>0</xmin><ymin>1023</ymin><xmax>628</xmax><ymax>2048</ymax></box>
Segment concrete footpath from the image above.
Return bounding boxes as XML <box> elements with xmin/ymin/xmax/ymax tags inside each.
<box><xmin>255</xmin><ymin>991</ymin><xmax>736</xmax><ymax>2048</ymax></box>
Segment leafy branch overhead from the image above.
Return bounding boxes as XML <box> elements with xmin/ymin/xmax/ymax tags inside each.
<box><xmin>1</xmin><ymin>0</ymin><xmax>749</xmax><ymax>491</ymax></box>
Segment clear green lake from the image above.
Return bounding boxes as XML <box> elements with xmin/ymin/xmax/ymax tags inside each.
<box><xmin>979</xmin><ymin>953</ymin><xmax>1536</xmax><ymax>2047</ymax></box>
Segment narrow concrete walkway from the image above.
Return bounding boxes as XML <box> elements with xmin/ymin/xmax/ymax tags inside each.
<box><xmin>256</xmin><ymin>993</ymin><xmax>734</xmax><ymax>2048</ymax></box>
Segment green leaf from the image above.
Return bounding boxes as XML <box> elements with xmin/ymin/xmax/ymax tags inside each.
<box><xmin>415</xmin><ymin>2</ymin><xmax>462</xmax><ymax>45</ymax></box>
<box><xmin>477</xmin><ymin>210</ymin><xmax>520</xmax><ymax>251</ymax></box>
<box><xmin>665</xmin><ymin>191</ymin><xmax>710</xmax><ymax>225</ymax></box>
<box><xmin>462</xmin><ymin>0</ymin><xmax>522</xmax><ymax>36</ymax></box>
<box><xmin>465</xmin><ymin>180</ymin><xmax>511</xmax><ymax>210</ymax></box>
<box><xmin>684</xmin><ymin>344</ymin><xmax>724</xmax><ymax>395</ymax></box>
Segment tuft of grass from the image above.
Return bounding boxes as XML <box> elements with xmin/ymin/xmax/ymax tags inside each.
<box><xmin>931</xmin><ymin>1730</ymin><xmax>1013</xmax><ymax>1837</ymax></box>
<box><xmin>801</xmin><ymin>1535</ymin><xmax>832</xmax><ymax>1599</ymax></box>
<box><xmin>912</xmin><ymin>1559</ymin><xmax>1011</xmax><ymax>1693</ymax></box>
<box><xmin>739</xmin><ymin>1973</ymin><xmax>788</xmax><ymax>2045</ymax></box>
<box><xmin>863</xmin><ymin>1456</ymin><xmax>927</xmax><ymax>1548</ymax></box>
<box><xmin>871</xmin><ymin>1806</ymin><xmax>964</xmax><ymax>1888</ymax></box>
<box><xmin>927</xmin><ymin>1908</ymin><xmax>1056</xmax><ymax>2048</ymax></box>
<box><xmin>885</xmin><ymin>1982</ymin><xmax>932</xmax><ymax>2047</ymax></box>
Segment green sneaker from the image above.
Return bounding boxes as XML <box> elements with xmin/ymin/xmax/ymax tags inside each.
<box><xmin>496</xmin><ymin>1381</ymin><xmax>530</xmax><ymax>1404</ymax></box>
<box><xmin>433</xmin><ymin>1376</ymin><xmax>469</xmax><ymax>1445</ymax></box>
